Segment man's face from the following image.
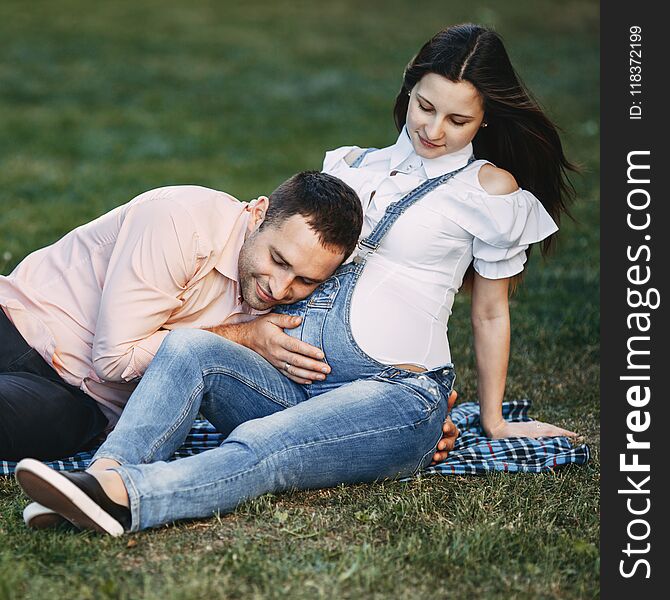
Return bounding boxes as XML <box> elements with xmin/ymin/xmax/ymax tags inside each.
<box><xmin>238</xmin><ymin>201</ymin><xmax>346</xmax><ymax>310</ymax></box>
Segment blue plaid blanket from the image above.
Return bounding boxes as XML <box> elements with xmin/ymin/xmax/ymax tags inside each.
<box><xmin>1</xmin><ymin>399</ymin><xmax>589</xmax><ymax>476</ymax></box>
<box><xmin>422</xmin><ymin>399</ymin><xmax>590</xmax><ymax>475</ymax></box>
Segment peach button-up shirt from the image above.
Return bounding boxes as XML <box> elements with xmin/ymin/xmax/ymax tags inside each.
<box><xmin>0</xmin><ymin>185</ymin><xmax>265</xmax><ymax>426</ymax></box>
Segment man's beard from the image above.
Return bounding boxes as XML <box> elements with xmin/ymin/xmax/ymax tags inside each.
<box><xmin>240</xmin><ymin>276</ymin><xmax>271</xmax><ymax>311</ymax></box>
<box><xmin>237</xmin><ymin>236</ymin><xmax>271</xmax><ymax>310</ymax></box>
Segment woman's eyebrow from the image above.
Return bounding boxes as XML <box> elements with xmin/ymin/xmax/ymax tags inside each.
<box><xmin>416</xmin><ymin>93</ymin><xmax>474</xmax><ymax>119</ymax></box>
<box><xmin>416</xmin><ymin>93</ymin><xmax>434</xmax><ymax>107</ymax></box>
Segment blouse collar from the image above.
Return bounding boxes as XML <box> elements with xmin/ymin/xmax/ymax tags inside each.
<box><xmin>389</xmin><ymin>126</ymin><xmax>473</xmax><ymax>179</ymax></box>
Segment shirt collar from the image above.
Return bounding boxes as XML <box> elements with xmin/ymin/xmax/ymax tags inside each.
<box><xmin>214</xmin><ymin>206</ymin><xmax>252</xmax><ymax>282</ymax></box>
<box><xmin>390</xmin><ymin>126</ymin><xmax>473</xmax><ymax>179</ymax></box>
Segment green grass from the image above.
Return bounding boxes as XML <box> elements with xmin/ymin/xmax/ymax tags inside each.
<box><xmin>0</xmin><ymin>1</ymin><xmax>599</xmax><ymax>598</ymax></box>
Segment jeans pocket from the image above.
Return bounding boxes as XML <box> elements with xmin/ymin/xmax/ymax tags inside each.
<box><xmin>397</xmin><ymin>374</ymin><xmax>444</xmax><ymax>413</ymax></box>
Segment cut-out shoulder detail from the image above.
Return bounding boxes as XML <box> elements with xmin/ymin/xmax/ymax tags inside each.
<box><xmin>477</xmin><ymin>164</ymin><xmax>519</xmax><ymax>195</ymax></box>
<box><xmin>344</xmin><ymin>148</ymin><xmax>365</xmax><ymax>166</ymax></box>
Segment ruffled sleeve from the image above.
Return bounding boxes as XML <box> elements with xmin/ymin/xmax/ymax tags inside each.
<box><xmin>321</xmin><ymin>146</ymin><xmax>377</xmax><ymax>203</ymax></box>
<box><xmin>449</xmin><ymin>188</ymin><xmax>559</xmax><ymax>279</ymax></box>
<box><xmin>322</xmin><ymin>146</ymin><xmax>360</xmax><ymax>174</ymax></box>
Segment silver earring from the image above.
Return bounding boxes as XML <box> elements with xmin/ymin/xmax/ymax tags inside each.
<box><xmin>481</xmin><ymin>122</ymin><xmax>488</xmax><ymax>128</ymax></box>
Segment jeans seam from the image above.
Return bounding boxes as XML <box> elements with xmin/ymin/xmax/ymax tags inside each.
<box><xmin>113</xmin><ymin>467</ymin><xmax>141</xmax><ymax>532</ymax></box>
<box><xmin>413</xmin><ymin>429</ymin><xmax>444</xmax><ymax>475</ymax></box>
<box><xmin>142</xmin><ymin>380</ymin><xmax>205</xmax><ymax>463</ymax></box>
<box><xmin>88</xmin><ymin>452</ymin><xmax>128</xmax><ymax>468</ymax></box>
<box><xmin>201</xmin><ymin>366</ymin><xmax>299</xmax><ymax>409</ymax></box>
<box><xmin>5</xmin><ymin>347</ymin><xmax>37</xmax><ymax>371</ymax></box>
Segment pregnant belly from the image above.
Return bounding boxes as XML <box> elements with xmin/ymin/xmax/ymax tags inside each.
<box><xmin>274</xmin><ymin>298</ymin><xmax>379</xmax><ymax>383</ymax></box>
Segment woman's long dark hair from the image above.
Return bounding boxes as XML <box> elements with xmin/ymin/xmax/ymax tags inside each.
<box><xmin>394</xmin><ymin>24</ymin><xmax>577</xmax><ymax>259</ymax></box>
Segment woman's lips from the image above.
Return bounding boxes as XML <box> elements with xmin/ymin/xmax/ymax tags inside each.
<box><xmin>418</xmin><ymin>134</ymin><xmax>443</xmax><ymax>149</ymax></box>
<box><xmin>256</xmin><ymin>281</ymin><xmax>275</xmax><ymax>304</ymax></box>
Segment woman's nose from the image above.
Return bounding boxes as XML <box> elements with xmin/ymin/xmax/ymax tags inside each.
<box><xmin>425</xmin><ymin>118</ymin><xmax>444</xmax><ymax>141</ymax></box>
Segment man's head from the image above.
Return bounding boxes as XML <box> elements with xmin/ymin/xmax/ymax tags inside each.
<box><xmin>238</xmin><ymin>171</ymin><xmax>363</xmax><ymax>310</ymax></box>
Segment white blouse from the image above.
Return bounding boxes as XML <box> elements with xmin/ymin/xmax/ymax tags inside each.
<box><xmin>322</xmin><ymin>128</ymin><xmax>558</xmax><ymax>368</ymax></box>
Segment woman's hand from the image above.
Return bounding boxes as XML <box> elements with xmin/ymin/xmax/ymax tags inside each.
<box><xmin>485</xmin><ymin>419</ymin><xmax>577</xmax><ymax>440</ymax></box>
<box><xmin>431</xmin><ymin>391</ymin><xmax>460</xmax><ymax>465</ymax></box>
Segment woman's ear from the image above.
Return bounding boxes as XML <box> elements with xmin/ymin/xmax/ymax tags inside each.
<box><xmin>247</xmin><ymin>196</ymin><xmax>270</xmax><ymax>233</ymax></box>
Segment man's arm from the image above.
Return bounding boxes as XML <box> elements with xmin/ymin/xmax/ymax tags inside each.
<box><xmin>208</xmin><ymin>315</ymin><xmax>331</xmax><ymax>384</ymax></box>
<box><xmin>91</xmin><ymin>197</ymin><xmax>196</xmax><ymax>382</ymax></box>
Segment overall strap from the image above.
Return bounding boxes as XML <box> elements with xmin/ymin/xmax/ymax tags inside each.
<box><xmin>353</xmin><ymin>155</ymin><xmax>476</xmax><ymax>264</ymax></box>
<box><xmin>350</xmin><ymin>148</ymin><xmax>377</xmax><ymax>168</ymax></box>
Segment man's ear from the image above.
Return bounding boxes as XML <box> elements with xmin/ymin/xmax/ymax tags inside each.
<box><xmin>247</xmin><ymin>196</ymin><xmax>270</xmax><ymax>233</ymax></box>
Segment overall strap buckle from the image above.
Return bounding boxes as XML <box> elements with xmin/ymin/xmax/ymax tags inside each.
<box><xmin>352</xmin><ymin>239</ymin><xmax>379</xmax><ymax>264</ymax></box>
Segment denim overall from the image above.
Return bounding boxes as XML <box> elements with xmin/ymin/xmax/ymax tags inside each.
<box><xmin>274</xmin><ymin>152</ymin><xmax>476</xmax><ymax>399</ymax></box>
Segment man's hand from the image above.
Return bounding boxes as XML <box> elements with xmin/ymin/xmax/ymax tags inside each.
<box><xmin>214</xmin><ymin>314</ymin><xmax>330</xmax><ymax>384</ymax></box>
<box><xmin>431</xmin><ymin>390</ymin><xmax>460</xmax><ymax>465</ymax></box>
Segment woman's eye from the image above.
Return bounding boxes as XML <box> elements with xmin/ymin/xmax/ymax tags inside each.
<box><xmin>418</xmin><ymin>103</ymin><xmax>432</xmax><ymax>113</ymax></box>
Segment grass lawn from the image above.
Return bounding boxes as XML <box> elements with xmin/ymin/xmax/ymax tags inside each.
<box><xmin>0</xmin><ymin>1</ymin><xmax>599</xmax><ymax>598</ymax></box>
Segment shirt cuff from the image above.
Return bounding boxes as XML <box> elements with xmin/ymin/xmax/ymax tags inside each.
<box><xmin>119</xmin><ymin>329</ymin><xmax>170</xmax><ymax>381</ymax></box>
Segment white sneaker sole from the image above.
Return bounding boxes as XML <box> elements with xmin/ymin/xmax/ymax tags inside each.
<box><xmin>23</xmin><ymin>502</ymin><xmax>68</xmax><ymax>530</ymax></box>
<box><xmin>15</xmin><ymin>459</ymin><xmax>125</xmax><ymax>537</ymax></box>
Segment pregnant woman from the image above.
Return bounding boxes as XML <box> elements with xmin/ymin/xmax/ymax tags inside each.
<box><xmin>16</xmin><ymin>23</ymin><xmax>577</xmax><ymax>535</ymax></box>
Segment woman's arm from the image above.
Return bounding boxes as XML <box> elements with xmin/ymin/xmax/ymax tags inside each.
<box><xmin>472</xmin><ymin>272</ymin><xmax>576</xmax><ymax>439</ymax></box>
<box><xmin>471</xmin><ymin>272</ymin><xmax>511</xmax><ymax>437</ymax></box>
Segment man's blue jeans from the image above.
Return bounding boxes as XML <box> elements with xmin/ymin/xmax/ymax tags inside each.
<box><xmin>93</xmin><ymin>329</ymin><xmax>454</xmax><ymax>531</ymax></box>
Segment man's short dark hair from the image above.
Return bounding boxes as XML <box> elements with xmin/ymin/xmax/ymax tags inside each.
<box><xmin>261</xmin><ymin>171</ymin><xmax>363</xmax><ymax>258</ymax></box>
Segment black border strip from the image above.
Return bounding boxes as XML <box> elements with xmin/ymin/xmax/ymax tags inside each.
<box><xmin>601</xmin><ymin>1</ymin><xmax>667</xmax><ymax>594</ymax></box>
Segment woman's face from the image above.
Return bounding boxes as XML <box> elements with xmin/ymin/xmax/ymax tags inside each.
<box><xmin>406</xmin><ymin>73</ymin><xmax>485</xmax><ymax>159</ymax></box>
